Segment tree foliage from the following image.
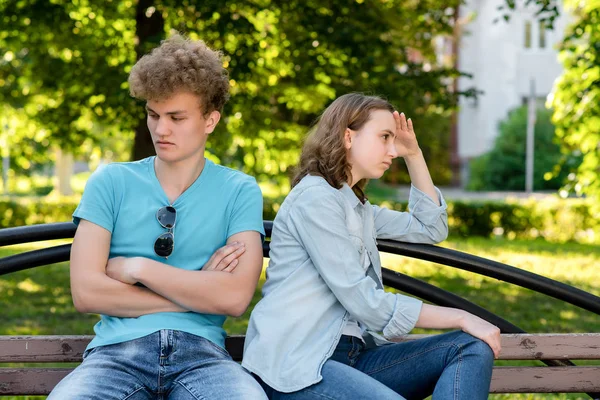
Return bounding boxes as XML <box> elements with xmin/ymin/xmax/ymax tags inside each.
<box><xmin>0</xmin><ymin>0</ymin><xmax>473</xmax><ymax>186</ymax></box>
<box><xmin>0</xmin><ymin>0</ymin><xmax>564</xmax><ymax>187</ymax></box>
<box><xmin>550</xmin><ymin>0</ymin><xmax>600</xmax><ymax>200</ymax></box>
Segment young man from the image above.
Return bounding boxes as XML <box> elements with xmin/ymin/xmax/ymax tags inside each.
<box><xmin>48</xmin><ymin>35</ymin><xmax>267</xmax><ymax>399</ymax></box>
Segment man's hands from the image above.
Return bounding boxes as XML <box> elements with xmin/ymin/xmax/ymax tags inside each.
<box><xmin>106</xmin><ymin>242</ymin><xmax>246</xmax><ymax>285</ymax></box>
<box><xmin>202</xmin><ymin>241</ymin><xmax>246</xmax><ymax>272</ymax></box>
<box><xmin>393</xmin><ymin>111</ymin><xmax>421</xmax><ymax>159</ymax></box>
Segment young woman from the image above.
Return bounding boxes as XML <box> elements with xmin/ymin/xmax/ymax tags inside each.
<box><xmin>242</xmin><ymin>93</ymin><xmax>501</xmax><ymax>399</ymax></box>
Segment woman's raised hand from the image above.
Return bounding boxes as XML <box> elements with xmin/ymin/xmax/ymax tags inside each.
<box><xmin>393</xmin><ymin>111</ymin><xmax>421</xmax><ymax>158</ymax></box>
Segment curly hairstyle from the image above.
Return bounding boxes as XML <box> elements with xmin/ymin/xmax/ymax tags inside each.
<box><xmin>292</xmin><ymin>93</ymin><xmax>395</xmax><ymax>201</ymax></box>
<box><xmin>128</xmin><ymin>34</ymin><xmax>230</xmax><ymax>115</ymax></box>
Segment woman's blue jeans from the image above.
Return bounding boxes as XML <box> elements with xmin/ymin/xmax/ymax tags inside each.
<box><xmin>260</xmin><ymin>330</ymin><xmax>494</xmax><ymax>400</ymax></box>
<box><xmin>47</xmin><ymin>329</ymin><xmax>267</xmax><ymax>400</ymax></box>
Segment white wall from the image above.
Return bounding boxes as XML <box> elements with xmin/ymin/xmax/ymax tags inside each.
<box><xmin>456</xmin><ymin>0</ymin><xmax>569</xmax><ymax>183</ymax></box>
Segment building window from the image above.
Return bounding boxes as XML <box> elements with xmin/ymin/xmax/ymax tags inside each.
<box><xmin>539</xmin><ymin>20</ymin><xmax>547</xmax><ymax>48</ymax></box>
<box><xmin>524</xmin><ymin>21</ymin><xmax>532</xmax><ymax>49</ymax></box>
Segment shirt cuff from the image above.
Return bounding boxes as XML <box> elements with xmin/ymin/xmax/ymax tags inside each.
<box><xmin>408</xmin><ymin>185</ymin><xmax>447</xmax><ymax>211</ymax></box>
<box><xmin>382</xmin><ymin>295</ymin><xmax>423</xmax><ymax>338</ymax></box>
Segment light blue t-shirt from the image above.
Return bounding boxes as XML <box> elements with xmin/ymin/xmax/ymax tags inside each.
<box><xmin>73</xmin><ymin>156</ymin><xmax>264</xmax><ymax>351</ymax></box>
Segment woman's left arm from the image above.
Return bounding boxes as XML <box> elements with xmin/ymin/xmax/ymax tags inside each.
<box><xmin>393</xmin><ymin>112</ymin><xmax>438</xmax><ymax>203</ymax></box>
<box><xmin>372</xmin><ymin>112</ymin><xmax>448</xmax><ymax>243</ymax></box>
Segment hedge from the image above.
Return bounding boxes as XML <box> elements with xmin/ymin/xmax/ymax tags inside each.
<box><xmin>2</xmin><ymin>196</ymin><xmax>599</xmax><ymax>245</ymax></box>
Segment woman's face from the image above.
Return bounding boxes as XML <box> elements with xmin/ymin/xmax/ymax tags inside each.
<box><xmin>345</xmin><ymin>109</ymin><xmax>398</xmax><ymax>186</ymax></box>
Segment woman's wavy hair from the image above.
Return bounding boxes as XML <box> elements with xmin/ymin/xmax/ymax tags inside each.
<box><xmin>292</xmin><ymin>93</ymin><xmax>394</xmax><ymax>201</ymax></box>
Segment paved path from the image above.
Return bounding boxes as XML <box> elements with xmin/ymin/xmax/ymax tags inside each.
<box><xmin>394</xmin><ymin>186</ymin><xmax>558</xmax><ymax>201</ymax></box>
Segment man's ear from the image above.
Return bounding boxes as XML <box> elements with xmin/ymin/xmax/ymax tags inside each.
<box><xmin>344</xmin><ymin>128</ymin><xmax>354</xmax><ymax>150</ymax></box>
<box><xmin>204</xmin><ymin>111</ymin><xmax>221</xmax><ymax>134</ymax></box>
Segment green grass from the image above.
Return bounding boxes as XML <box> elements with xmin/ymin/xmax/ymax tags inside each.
<box><xmin>1</xmin><ymin>237</ymin><xmax>598</xmax><ymax>399</ymax></box>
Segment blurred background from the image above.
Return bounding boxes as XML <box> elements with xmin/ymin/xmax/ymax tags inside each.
<box><xmin>1</xmin><ymin>2</ymin><xmax>599</xmax><ymax>399</ymax></box>
<box><xmin>1</xmin><ymin>0</ymin><xmax>598</xmax><ymax>243</ymax></box>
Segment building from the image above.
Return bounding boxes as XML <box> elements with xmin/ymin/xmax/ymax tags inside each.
<box><xmin>456</xmin><ymin>0</ymin><xmax>570</xmax><ymax>185</ymax></box>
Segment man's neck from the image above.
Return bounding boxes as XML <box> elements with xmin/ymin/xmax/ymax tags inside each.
<box><xmin>154</xmin><ymin>154</ymin><xmax>206</xmax><ymax>203</ymax></box>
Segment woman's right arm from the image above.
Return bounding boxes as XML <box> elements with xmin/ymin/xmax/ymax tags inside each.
<box><xmin>415</xmin><ymin>304</ymin><xmax>502</xmax><ymax>358</ymax></box>
<box><xmin>288</xmin><ymin>186</ymin><xmax>423</xmax><ymax>338</ymax></box>
<box><xmin>289</xmin><ymin>186</ymin><xmax>500</xmax><ymax>357</ymax></box>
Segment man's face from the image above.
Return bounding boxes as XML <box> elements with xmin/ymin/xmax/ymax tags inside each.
<box><xmin>146</xmin><ymin>92</ymin><xmax>220</xmax><ymax>164</ymax></box>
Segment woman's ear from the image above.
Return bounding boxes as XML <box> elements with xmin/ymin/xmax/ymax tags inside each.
<box><xmin>344</xmin><ymin>128</ymin><xmax>354</xmax><ymax>150</ymax></box>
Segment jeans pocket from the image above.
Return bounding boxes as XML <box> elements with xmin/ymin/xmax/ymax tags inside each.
<box><xmin>82</xmin><ymin>346</ymin><xmax>98</xmax><ymax>360</ymax></box>
<box><xmin>198</xmin><ymin>336</ymin><xmax>232</xmax><ymax>359</ymax></box>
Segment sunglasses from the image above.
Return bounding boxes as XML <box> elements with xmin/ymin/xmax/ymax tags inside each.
<box><xmin>154</xmin><ymin>206</ymin><xmax>176</xmax><ymax>258</ymax></box>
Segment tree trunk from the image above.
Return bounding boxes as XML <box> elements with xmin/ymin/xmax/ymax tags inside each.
<box><xmin>55</xmin><ymin>147</ymin><xmax>73</xmax><ymax>196</ymax></box>
<box><xmin>131</xmin><ymin>0</ymin><xmax>165</xmax><ymax>161</ymax></box>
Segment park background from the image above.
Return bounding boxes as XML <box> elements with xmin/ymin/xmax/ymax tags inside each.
<box><xmin>1</xmin><ymin>0</ymin><xmax>599</xmax><ymax>399</ymax></box>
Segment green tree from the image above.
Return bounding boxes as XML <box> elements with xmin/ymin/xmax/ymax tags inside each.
<box><xmin>550</xmin><ymin>0</ymin><xmax>600</xmax><ymax>200</ymax></box>
<box><xmin>467</xmin><ymin>106</ymin><xmax>579</xmax><ymax>191</ymax></box>
<box><xmin>0</xmin><ymin>0</ymin><xmax>561</xmax><ymax>187</ymax></box>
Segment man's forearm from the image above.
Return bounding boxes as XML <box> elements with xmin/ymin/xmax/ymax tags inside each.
<box><xmin>131</xmin><ymin>257</ymin><xmax>259</xmax><ymax>317</ymax></box>
<box><xmin>73</xmin><ymin>273</ymin><xmax>187</xmax><ymax>317</ymax></box>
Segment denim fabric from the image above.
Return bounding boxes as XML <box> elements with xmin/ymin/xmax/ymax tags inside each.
<box><xmin>47</xmin><ymin>330</ymin><xmax>267</xmax><ymax>400</ymax></box>
<box><xmin>243</xmin><ymin>175</ymin><xmax>449</xmax><ymax>392</ymax></box>
<box><xmin>260</xmin><ymin>331</ymin><xmax>494</xmax><ymax>400</ymax></box>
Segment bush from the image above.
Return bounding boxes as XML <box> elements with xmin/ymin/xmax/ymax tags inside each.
<box><xmin>0</xmin><ymin>197</ymin><xmax>79</xmax><ymax>228</ymax></box>
<box><xmin>467</xmin><ymin>106</ymin><xmax>580</xmax><ymax>191</ymax></box>
<box><xmin>3</xmin><ymin>194</ymin><xmax>598</xmax><ymax>245</ymax></box>
<box><xmin>369</xmin><ymin>196</ymin><xmax>599</xmax><ymax>245</ymax></box>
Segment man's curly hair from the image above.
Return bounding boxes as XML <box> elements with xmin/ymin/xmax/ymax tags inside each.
<box><xmin>128</xmin><ymin>34</ymin><xmax>230</xmax><ymax>115</ymax></box>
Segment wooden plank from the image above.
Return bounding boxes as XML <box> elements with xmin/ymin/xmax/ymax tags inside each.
<box><xmin>0</xmin><ymin>368</ymin><xmax>72</xmax><ymax>395</ymax></box>
<box><xmin>393</xmin><ymin>333</ymin><xmax>600</xmax><ymax>360</ymax></box>
<box><xmin>498</xmin><ymin>333</ymin><xmax>600</xmax><ymax>360</ymax></box>
<box><xmin>2</xmin><ymin>334</ymin><xmax>600</xmax><ymax>362</ymax></box>
<box><xmin>0</xmin><ymin>336</ymin><xmax>92</xmax><ymax>362</ymax></box>
<box><xmin>490</xmin><ymin>366</ymin><xmax>600</xmax><ymax>393</ymax></box>
<box><xmin>0</xmin><ymin>335</ymin><xmax>246</xmax><ymax>363</ymax></box>
<box><xmin>1</xmin><ymin>366</ymin><xmax>599</xmax><ymax>395</ymax></box>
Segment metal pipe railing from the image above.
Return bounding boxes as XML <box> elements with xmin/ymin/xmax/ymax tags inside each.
<box><xmin>0</xmin><ymin>222</ymin><xmax>76</xmax><ymax>247</ymax></box>
<box><xmin>377</xmin><ymin>239</ymin><xmax>600</xmax><ymax>316</ymax></box>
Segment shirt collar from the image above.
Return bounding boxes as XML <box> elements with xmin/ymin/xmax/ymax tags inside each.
<box><xmin>339</xmin><ymin>183</ymin><xmax>362</xmax><ymax>208</ymax></box>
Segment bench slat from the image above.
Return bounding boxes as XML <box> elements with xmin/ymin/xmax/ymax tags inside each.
<box><xmin>493</xmin><ymin>333</ymin><xmax>600</xmax><ymax>360</ymax></box>
<box><xmin>0</xmin><ymin>368</ymin><xmax>71</xmax><ymax>395</ymax></box>
<box><xmin>3</xmin><ymin>334</ymin><xmax>600</xmax><ymax>362</ymax></box>
<box><xmin>0</xmin><ymin>335</ymin><xmax>247</xmax><ymax>363</ymax></box>
<box><xmin>0</xmin><ymin>336</ymin><xmax>92</xmax><ymax>362</ymax></box>
<box><xmin>490</xmin><ymin>366</ymin><xmax>600</xmax><ymax>393</ymax></box>
<box><xmin>394</xmin><ymin>333</ymin><xmax>600</xmax><ymax>360</ymax></box>
<box><xmin>2</xmin><ymin>367</ymin><xmax>599</xmax><ymax>395</ymax></box>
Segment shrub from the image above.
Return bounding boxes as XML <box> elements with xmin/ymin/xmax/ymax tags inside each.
<box><xmin>468</xmin><ymin>106</ymin><xmax>580</xmax><ymax>191</ymax></box>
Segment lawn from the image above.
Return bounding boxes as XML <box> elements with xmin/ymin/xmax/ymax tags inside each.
<box><xmin>1</xmin><ymin>236</ymin><xmax>598</xmax><ymax>400</ymax></box>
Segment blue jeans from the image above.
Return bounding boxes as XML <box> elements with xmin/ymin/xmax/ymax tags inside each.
<box><xmin>259</xmin><ymin>331</ymin><xmax>494</xmax><ymax>400</ymax></box>
<box><xmin>48</xmin><ymin>330</ymin><xmax>267</xmax><ymax>400</ymax></box>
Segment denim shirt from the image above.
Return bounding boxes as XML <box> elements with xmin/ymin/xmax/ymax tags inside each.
<box><xmin>242</xmin><ymin>175</ymin><xmax>448</xmax><ymax>393</ymax></box>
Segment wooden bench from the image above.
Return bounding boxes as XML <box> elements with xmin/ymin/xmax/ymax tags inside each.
<box><xmin>1</xmin><ymin>222</ymin><xmax>599</xmax><ymax>397</ymax></box>
<box><xmin>1</xmin><ymin>334</ymin><xmax>599</xmax><ymax>395</ymax></box>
